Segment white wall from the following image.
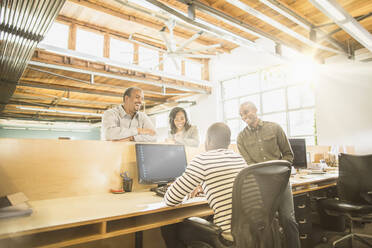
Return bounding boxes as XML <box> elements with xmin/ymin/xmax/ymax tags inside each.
<box><xmin>315</xmin><ymin>62</ymin><xmax>372</xmax><ymax>154</ymax></box>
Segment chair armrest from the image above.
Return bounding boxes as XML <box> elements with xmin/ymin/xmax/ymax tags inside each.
<box><xmin>360</xmin><ymin>192</ymin><xmax>372</xmax><ymax>204</ymax></box>
<box><xmin>184</xmin><ymin>217</ymin><xmax>223</xmax><ymax>235</ymax></box>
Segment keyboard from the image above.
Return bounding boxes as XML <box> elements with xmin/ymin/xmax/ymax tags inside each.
<box><xmin>152</xmin><ymin>185</ymin><xmax>169</xmax><ymax>197</ymax></box>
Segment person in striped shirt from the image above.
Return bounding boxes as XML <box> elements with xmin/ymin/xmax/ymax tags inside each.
<box><xmin>161</xmin><ymin>122</ymin><xmax>248</xmax><ymax>247</ymax></box>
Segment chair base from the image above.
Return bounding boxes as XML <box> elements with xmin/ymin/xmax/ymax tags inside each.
<box><xmin>333</xmin><ymin>233</ymin><xmax>372</xmax><ymax>247</ymax></box>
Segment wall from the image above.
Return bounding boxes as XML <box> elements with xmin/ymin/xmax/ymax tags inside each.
<box><xmin>315</xmin><ymin>62</ymin><xmax>372</xmax><ymax>154</ymax></box>
<box><xmin>0</xmin><ymin>126</ymin><xmax>100</xmax><ymax>140</ymax></box>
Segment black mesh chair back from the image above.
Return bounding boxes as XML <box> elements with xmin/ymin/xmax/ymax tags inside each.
<box><xmin>338</xmin><ymin>153</ymin><xmax>372</xmax><ymax>204</ymax></box>
<box><xmin>231</xmin><ymin>160</ymin><xmax>291</xmax><ymax>248</ymax></box>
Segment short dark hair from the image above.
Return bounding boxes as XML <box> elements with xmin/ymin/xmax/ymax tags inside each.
<box><xmin>207</xmin><ymin>122</ymin><xmax>231</xmax><ymax>149</ymax></box>
<box><xmin>240</xmin><ymin>101</ymin><xmax>257</xmax><ymax>111</ymax></box>
<box><xmin>169</xmin><ymin>107</ymin><xmax>191</xmax><ymax>134</ymax></box>
<box><xmin>123</xmin><ymin>87</ymin><xmax>142</xmax><ymax>102</ymax></box>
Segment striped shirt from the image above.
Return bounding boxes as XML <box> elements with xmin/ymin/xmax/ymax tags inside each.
<box><xmin>164</xmin><ymin>149</ymin><xmax>247</xmax><ymax>233</ymax></box>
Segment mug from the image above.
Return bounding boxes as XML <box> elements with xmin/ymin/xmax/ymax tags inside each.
<box><xmin>123</xmin><ymin>178</ymin><xmax>133</xmax><ymax>192</ymax></box>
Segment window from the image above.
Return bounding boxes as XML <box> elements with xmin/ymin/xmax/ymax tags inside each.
<box><xmin>41</xmin><ymin>22</ymin><xmax>69</xmax><ymax>49</ymax></box>
<box><xmin>262</xmin><ymin>112</ymin><xmax>287</xmax><ymax>134</ymax></box>
<box><xmin>110</xmin><ymin>38</ymin><xmax>133</xmax><ymax>64</ymax></box>
<box><xmin>288</xmin><ymin>85</ymin><xmax>315</xmax><ymax>109</ymax></box>
<box><xmin>139</xmin><ymin>46</ymin><xmax>159</xmax><ymax>68</ymax></box>
<box><xmin>239</xmin><ymin>73</ymin><xmax>260</xmax><ymax>95</ymax></box>
<box><xmin>222</xmin><ymin>78</ymin><xmax>239</xmax><ymax>99</ymax></box>
<box><xmin>223</xmin><ymin>99</ymin><xmax>239</xmax><ymax>119</ymax></box>
<box><xmin>76</xmin><ymin>28</ymin><xmax>104</xmax><ymax>57</ymax></box>
<box><xmin>221</xmin><ymin>67</ymin><xmax>316</xmax><ymax>143</ymax></box>
<box><xmin>262</xmin><ymin>89</ymin><xmax>285</xmax><ymax>113</ymax></box>
<box><xmin>185</xmin><ymin>60</ymin><xmax>202</xmax><ymax>79</ymax></box>
<box><xmin>289</xmin><ymin>109</ymin><xmax>315</xmax><ymax>136</ymax></box>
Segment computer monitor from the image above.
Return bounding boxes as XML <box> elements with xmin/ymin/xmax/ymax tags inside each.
<box><xmin>135</xmin><ymin>144</ymin><xmax>187</xmax><ymax>185</ymax></box>
<box><xmin>288</xmin><ymin>138</ymin><xmax>307</xmax><ymax>169</ymax></box>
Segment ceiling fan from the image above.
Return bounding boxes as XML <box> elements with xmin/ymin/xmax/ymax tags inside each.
<box><xmin>129</xmin><ymin>18</ymin><xmax>221</xmax><ymax>70</ymax></box>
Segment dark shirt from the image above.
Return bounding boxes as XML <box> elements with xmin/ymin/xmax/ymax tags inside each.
<box><xmin>237</xmin><ymin>120</ymin><xmax>294</xmax><ymax>165</ymax></box>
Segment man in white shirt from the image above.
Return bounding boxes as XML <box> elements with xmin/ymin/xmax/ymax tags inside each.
<box><xmin>101</xmin><ymin>87</ymin><xmax>156</xmax><ymax>142</ymax></box>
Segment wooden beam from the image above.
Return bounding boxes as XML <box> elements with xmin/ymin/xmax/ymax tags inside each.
<box><xmin>159</xmin><ymin>52</ymin><xmax>164</xmax><ymax>71</ymax></box>
<box><xmin>133</xmin><ymin>43</ymin><xmax>139</xmax><ymax>65</ymax></box>
<box><xmin>104</xmin><ymin>33</ymin><xmax>110</xmax><ymax>58</ymax></box>
<box><xmin>181</xmin><ymin>60</ymin><xmax>185</xmax><ymax>76</ymax></box>
<box><xmin>65</xmin><ymin>0</ymin><xmax>229</xmax><ymax>52</ymax></box>
<box><xmin>68</xmin><ymin>23</ymin><xmax>76</xmax><ymax>50</ymax></box>
<box><xmin>7</xmin><ymin>101</ymin><xmax>107</xmax><ymax>111</ymax></box>
<box><xmin>18</xmin><ymin>81</ymin><xmax>167</xmax><ymax>103</ymax></box>
<box><xmin>0</xmin><ymin>112</ymin><xmax>101</xmax><ymax>122</ymax></box>
<box><xmin>202</xmin><ymin>59</ymin><xmax>209</xmax><ymax>81</ymax></box>
<box><xmin>30</xmin><ymin>49</ymin><xmax>212</xmax><ymax>94</ymax></box>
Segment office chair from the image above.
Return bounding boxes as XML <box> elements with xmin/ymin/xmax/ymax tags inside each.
<box><xmin>318</xmin><ymin>153</ymin><xmax>372</xmax><ymax>247</ymax></box>
<box><xmin>182</xmin><ymin>160</ymin><xmax>291</xmax><ymax>248</ymax></box>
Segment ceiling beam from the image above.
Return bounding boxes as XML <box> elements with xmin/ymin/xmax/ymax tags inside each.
<box><xmin>308</xmin><ymin>0</ymin><xmax>372</xmax><ymax>53</ymax></box>
<box><xmin>33</xmin><ymin>44</ymin><xmax>211</xmax><ymax>94</ymax></box>
<box><xmin>27</xmin><ymin>66</ymin><xmax>187</xmax><ymax>96</ymax></box>
<box><xmin>143</xmin><ymin>0</ymin><xmax>274</xmax><ymax>55</ymax></box>
<box><xmin>224</xmin><ymin>0</ymin><xmax>344</xmax><ymax>54</ymax></box>
<box><xmin>7</xmin><ymin>100</ymin><xmax>107</xmax><ymax>111</ymax></box>
<box><xmin>258</xmin><ymin>0</ymin><xmax>347</xmax><ymax>53</ymax></box>
<box><xmin>65</xmin><ymin>0</ymin><xmax>226</xmax><ymax>52</ymax></box>
<box><xmin>18</xmin><ymin>81</ymin><xmax>167</xmax><ymax>103</ymax></box>
<box><xmin>178</xmin><ymin>0</ymin><xmax>302</xmax><ymax>52</ymax></box>
<box><xmin>0</xmin><ymin>112</ymin><xmax>101</xmax><ymax>123</ymax></box>
<box><xmin>12</xmin><ymin>91</ymin><xmax>120</xmax><ymax>106</ymax></box>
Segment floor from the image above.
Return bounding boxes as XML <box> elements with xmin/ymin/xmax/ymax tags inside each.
<box><xmin>314</xmin><ymin>222</ymin><xmax>372</xmax><ymax>248</ymax></box>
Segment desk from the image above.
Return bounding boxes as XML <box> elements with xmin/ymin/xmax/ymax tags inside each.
<box><xmin>0</xmin><ymin>192</ymin><xmax>212</xmax><ymax>248</ymax></box>
<box><xmin>0</xmin><ymin>172</ymin><xmax>338</xmax><ymax>248</ymax></box>
<box><xmin>290</xmin><ymin>171</ymin><xmax>339</xmax><ymax>248</ymax></box>
<box><xmin>291</xmin><ymin>171</ymin><xmax>338</xmax><ymax>195</ymax></box>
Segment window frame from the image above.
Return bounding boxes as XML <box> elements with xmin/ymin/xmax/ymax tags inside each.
<box><xmin>221</xmin><ymin>69</ymin><xmax>317</xmax><ymax>144</ymax></box>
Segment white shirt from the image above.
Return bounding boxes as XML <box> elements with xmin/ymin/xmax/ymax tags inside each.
<box><xmin>101</xmin><ymin>105</ymin><xmax>156</xmax><ymax>142</ymax></box>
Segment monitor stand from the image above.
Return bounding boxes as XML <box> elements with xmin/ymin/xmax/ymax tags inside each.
<box><xmin>150</xmin><ymin>183</ymin><xmax>167</xmax><ymax>192</ymax></box>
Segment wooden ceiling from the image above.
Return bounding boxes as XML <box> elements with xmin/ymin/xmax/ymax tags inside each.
<box><xmin>2</xmin><ymin>0</ymin><xmax>371</xmax><ymax>123</ymax></box>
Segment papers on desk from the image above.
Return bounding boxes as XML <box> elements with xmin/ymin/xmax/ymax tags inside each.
<box><xmin>0</xmin><ymin>203</ymin><xmax>32</xmax><ymax>219</ymax></box>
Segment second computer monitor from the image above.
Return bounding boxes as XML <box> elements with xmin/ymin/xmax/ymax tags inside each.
<box><xmin>135</xmin><ymin>144</ymin><xmax>187</xmax><ymax>185</ymax></box>
<box><xmin>288</xmin><ymin>138</ymin><xmax>307</xmax><ymax>169</ymax></box>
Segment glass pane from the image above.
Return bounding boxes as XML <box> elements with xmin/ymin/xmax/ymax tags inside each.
<box><xmin>139</xmin><ymin>46</ymin><xmax>159</xmax><ymax>68</ymax></box>
<box><xmin>262</xmin><ymin>112</ymin><xmax>287</xmax><ymax>134</ymax></box>
<box><xmin>76</xmin><ymin>28</ymin><xmax>104</xmax><ymax>57</ymax></box>
<box><xmin>222</xmin><ymin>78</ymin><xmax>239</xmax><ymax>99</ymax></box>
<box><xmin>185</xmin><ymin>60</ymin><xmax>202</xmax><ymax>79</ymax></box>
<box><xmin>223</xmin><ymin>99</ymin><xmax>239</xmax><ymax>119</ymax></box>
<box><xmin>226</xmin><ymin>119</ymin><xmax>240</xmax><ymax>141</ymax></box>
<box><xmin>239</xmin><ymin>73</ymin><xmax>260</xmax><ymax>95</ymax></box>
<box><xmin>261</xmin><ymin>67</ymin><xmax>287</xmax><ymax>90</ymax></box>
<box><xmin>110</xmin><ymin>38</ymin><xmax>133</xmax><ymax>64</ymax></box>
<box><xmin>41</xmin><ymin>22</ymin><xmax>69</xmax><ymax>49</ymax></box>
<box><xmin>288</xmin><ymin>85</ymin><xmax>315</xmax><ymax>109</ymax></box>
<box><xmin>164</xmin><ymin>57</ymin><xmax>181</xmax><ymax>75</ymax></box>
<box><xmin>289</xmin><ymin>109</ymin><xmax>315</xmax><ymax>136</ymax></box>
<box><xmin>262</xmin><ymin>89</ymin><xmax>285</xmax><ymax>113</ymax></box>
<box><xmin>239</xmin><ymin>94</ymin><xmax>261</xmax><ymax>114</ymax></box>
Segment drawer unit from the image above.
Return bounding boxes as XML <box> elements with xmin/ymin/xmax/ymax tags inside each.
<box><xmin>294</xmin><ymin>193</ymin><xmax>313</xmax><ymax>248</ymax></box>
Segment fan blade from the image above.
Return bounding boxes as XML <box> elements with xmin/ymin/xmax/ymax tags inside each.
<box><xmin>160</xmin><ymin>27</ymin><xmax>173</xmax><ymax>52</ymax></box>
<box><xmin>171</xmin><ymin>56</ymin><xmax>180</xmax><ymax>71</ymax></box>
<box><xmin>174</xmin><ymin>53</ymin><xmax>216</xmax><ymax>59</ymax></box>
<box><xmin>184</xmin><ymin>43</ymin><xmax>221</xmax><ymax>53</ymax></box>
<box><xmin>175</xmin><ymin>31</ymin><xmax>204</xmax><ymax>52</ymax></box>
